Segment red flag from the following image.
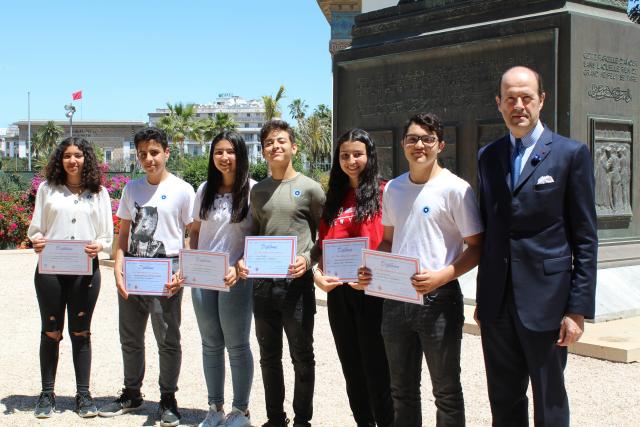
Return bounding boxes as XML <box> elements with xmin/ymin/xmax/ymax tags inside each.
<box><xmin>72</xmin><ymin>90</ymin><xmax>82</xmax><ymax>100</ymax></box>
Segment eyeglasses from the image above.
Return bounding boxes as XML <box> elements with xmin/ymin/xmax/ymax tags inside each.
<box><xmin>404</xmin><ymin>134</ymin><xmax>439</xmax><ymax>146</ymax></box>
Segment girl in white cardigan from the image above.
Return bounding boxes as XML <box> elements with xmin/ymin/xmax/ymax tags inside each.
<box><xmin>27</xmin><ymin>137</ymin><xmax>113</xmax><ymax>419</ymax></box>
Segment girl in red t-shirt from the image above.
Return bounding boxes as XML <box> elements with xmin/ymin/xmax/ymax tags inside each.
<box><xmin>314</xmin><ymin>128</ymin><xmax>393</xmax><ymax>427</ymax></box>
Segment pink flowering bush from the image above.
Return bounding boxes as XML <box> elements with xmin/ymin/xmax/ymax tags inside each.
<box><xmin>0</xmin><ymin>191</ymin><xmax>32</xmax><ymax>249</ymax></box>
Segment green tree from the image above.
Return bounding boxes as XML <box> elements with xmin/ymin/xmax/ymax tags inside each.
<box><xmin>32</xmin><ymin>121</ymin><xmax>64</xmax><ymax>158</ymax></box>
<box><xmin>288</xmin><ymin>98</ymin><xmax>308</xmax><ymax>123</ymax></box>
<box><xmin>157</xmin><ymin>102</ymin><xmax>202</xmax><ymax>155</ymax></box>
<box><xmin>297</xmin><ymin>106</ymin><xmax>333</xmax><ymax>173</ymax></box>
<box><xmin>200</xmin><ymin>113</ymin><xmax>238</xmax><ymax>142</ymax></box>
<box><xmin>262</xmin><ymin>85</ymin><xmax>286</xmax><ymax>121</ymax></box>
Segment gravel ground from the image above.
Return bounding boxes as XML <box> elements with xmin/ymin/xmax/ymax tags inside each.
<box><xmin>1</xmin><ymin>250</ymin><xmax>639</xmax><ymax>426</ymax></box>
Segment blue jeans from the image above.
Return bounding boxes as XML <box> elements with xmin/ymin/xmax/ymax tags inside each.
<box><xmin>191</xmin><ymin>279</ymin><xmax>254</xmax><ymax>411</ymax></box>
<box><xmin>381</xmin><ymin>282</ymin><xmax>465</xmax><ymax>427</ymax></box>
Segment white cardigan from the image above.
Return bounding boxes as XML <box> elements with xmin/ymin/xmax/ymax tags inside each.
<box><xmin>28</xmin><ymin>181</ymin><xmax>114</xmax><ymax>256</ymax></box>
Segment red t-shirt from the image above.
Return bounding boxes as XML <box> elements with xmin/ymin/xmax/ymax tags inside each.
<box><xmin>318</xmin><ymin>186</ymin><xmax>384</xmax><ymax>252</ymax></box>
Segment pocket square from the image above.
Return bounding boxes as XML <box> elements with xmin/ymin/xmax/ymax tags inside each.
<box><xmin>536</xmin><ymin>175</ymin><xmax>555</xmax><ymax>185</ymax></box>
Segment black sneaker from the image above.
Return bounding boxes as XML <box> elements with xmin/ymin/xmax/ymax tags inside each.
<box><xmin>98</xmin><ymin>388</ymin><xmax>143</xmax><ymax>417</ymax></box>
<box><xmin>34</xmin><ymin>391</ymin><xmax>55</xmax><ymax>418</ymax></box>
<box><xmin>75</xmin><ymin>392</ymin><xmax>98</xmax><ymax>418</ymax></box>
<box><xmin>159</xmin><ymin>393</ymin><xmax>181</xmax><ymax>427</ymax></box>
<box><xmin>262</xmin><ymin>418</ymin><xmax>290</xmax><ymax>427</ymax></box>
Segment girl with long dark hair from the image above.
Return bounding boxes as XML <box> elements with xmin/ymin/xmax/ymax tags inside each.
<box><xmin>313</xmin><ymin>128</ymin><xmax>394</xmax><ymax>427</ymax></box>
<box><xmin>28</xmin><ymin>137</ymin><xmax>113</xmax><ymax>418</ymax></box>
<box><xmin>187</xmin><ymin>131</ymin><xmax>254</xmax><ymax>427</ymax></box>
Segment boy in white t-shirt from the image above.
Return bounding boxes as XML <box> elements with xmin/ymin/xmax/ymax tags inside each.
<box><xmin>98</xmin><ymin>127</ymin><xmax>195</xmax><ymax>427</ymax></box>
<box><xmin>358</xmin><ymin>113</ymin><xmax>484</xmax><ymax>427</ymax></box>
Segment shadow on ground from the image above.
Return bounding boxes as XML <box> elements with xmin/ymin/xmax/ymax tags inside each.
<box><xmin>1</xmin><ymin>394</ymin><xmax>209</xmax><ymax>426</ymax></box>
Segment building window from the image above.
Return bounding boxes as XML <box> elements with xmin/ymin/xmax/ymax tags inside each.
<box><xmin>105</xmin><ymin>150</ymin><xmax>112</xmax><ymax>163</ymax></box>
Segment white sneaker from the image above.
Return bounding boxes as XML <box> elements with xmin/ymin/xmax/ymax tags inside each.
<box><xmin>198</xmin><ymin>404</ymin><xmax>225</xmax><ymax>427</ymax></box>
<box><xmin>222</xmin><ymin>407</ymin><xmax>251</xmax><ymax>427</ymax></box>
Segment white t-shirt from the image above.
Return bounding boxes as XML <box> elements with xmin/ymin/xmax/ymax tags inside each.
<box><xmin>28</xmin><ymin>182</ymin><xmax>114</xmax><ymax>256</ymax></box>
<box><xmin>382</xmin><ymin>169</ymin><xmax>484</xmax><ymax>271</ymax></box>
<box><xmin>117</xmin><ymin>173</ymin><xmax>195</xmax><ymax>257</ymax></box>
<box><xmin>193</xmin><ymin>179</ymin><xmax>256</xmax><ymax>265</ymax></box>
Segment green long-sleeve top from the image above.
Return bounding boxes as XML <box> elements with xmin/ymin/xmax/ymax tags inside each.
<box><xmin>250</xmin><ymin>173</ymin><xmax>325</xmax><ymax>268</ymax></box>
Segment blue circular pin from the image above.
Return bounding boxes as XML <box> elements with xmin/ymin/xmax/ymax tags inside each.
<box><xmin>293</xmin><ymin>189</ymin><xmax>302</xmax><ymax>198</ymax></box>
<box><xmin>161</xmin><ymin>195</ymin><xmax>167</xmax><ymax>200</ymax></box>
<box><xmin>422</xmin><ymin>206</ymin><xmax>430</xmax><ymax>214</ymax></box>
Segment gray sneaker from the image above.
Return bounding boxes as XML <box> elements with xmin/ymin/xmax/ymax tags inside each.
<box><xmin>159</xmin><ymin>393</ymin><xmax>181</xmax><ymax>427</ymax></box>
<box><xmin>222</xmin><ymin>407</ymin><xmax>251</xmax><ymax>427</ymax></box>
<box><xmin>98</xmin><ymin>388</ymin><xmax>143</xmax><ymax>417</ymax></box>
<box><xmin>75</xmin><ymin>392</ymin><xmax>98</xmax><ymax>418</ymax></box>
<box><xmin>34</xmin><ymin>392</ymin><xmax>55</xmax><ymax>418</ymax></box>
<box><xmin>198</xmin><ymin>404</ymin><xmax>225</xmax><ymax>427</ymax></box>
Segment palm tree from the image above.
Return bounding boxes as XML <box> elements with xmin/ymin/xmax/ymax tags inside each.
<box><xmin>157</xmin><ymin>102</ymin><xmax>201</xmax><ymax>155</ymax></box>
<box><xmin>288</xmin><ymin>98</ymin><xmax>308</xmax><ymax>123</ymax></box>
<box><xmin>32</xmin><ymin>121</ymin><xmax>64</xmax><ymax>158</ymax></box>
<box><xmin>200</xmin><ymin>113</ymin><xmax>238</xmax><ymax>142</ymax></box>
<box><xmin>262</xmin><ymin>85</ymin><xmax>286</xmax><ymax>121</ymax></box>
<box><xmin>298</xmin><ymin>110</ymin><xmax>332</xmax><ymax>172</ymax></box>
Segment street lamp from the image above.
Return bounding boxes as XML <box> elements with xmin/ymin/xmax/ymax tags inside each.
<box><xmin>64</xmin><ymin>104</ymin><xmax>76</xmax><ymax>136</ymax></box>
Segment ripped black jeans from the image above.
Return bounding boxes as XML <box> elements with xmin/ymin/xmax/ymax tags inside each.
<box><xmin>34</xmin><ymin>259</ymin><xmax>100</xmax><ymax>394</ymax></box>
<box><xmin>253</xmin><ymin>271</ymin><xmax>316</xmax><ymax>427</ymax></box>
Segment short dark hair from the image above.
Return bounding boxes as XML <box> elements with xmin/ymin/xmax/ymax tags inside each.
<box><xmin>259</xmin><ymin>119</ymin><xmax>295</xmax><ymax>148</ymax></box>
<box><xmin>134</xmin><ymin>127</ymin><xmax>168</xmax><ymax>150</ymax></box>
<box><xmin>497</xmin><ymin>66</ymin><xmax>544</xmax><ymax>97</ymax></box>
<box><xmin>402</xmin><ymin>113</ymin><xmax>443</xmax><ymax>142</ymax></box>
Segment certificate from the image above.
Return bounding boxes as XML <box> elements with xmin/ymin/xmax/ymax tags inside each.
<box><xmin>362</xmin><ymin>249</ymin><xmax>422</xmax><ymax>305</ymax></box>
<box><xmin>244</xmin><ymin>236</ymin><xmax>297</xmax><ymax>278</ymax></box>
<box><xmin>38</xmin><ymin>240</ymin><xmax>92</xmax><ymax>275</ymax></box>
<box><xmin>322</xmin><ymin>237</ymin><xmax>368</xmax><ymax>282</ymax></box>
<box><xmin>124</xmin><ymin>257</ymin><xmax>172</xmax><ymax>296</ymax></box>
<box><xmin>179</xmin><ymin>249</ymin><xmax>229</xmax><ymax>292</ymax></box>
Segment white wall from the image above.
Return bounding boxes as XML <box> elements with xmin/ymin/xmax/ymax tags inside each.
<box><xmin>362</xmin><ymin>0</ymin><xmax>396</xmax><ymax>13</ymax></box>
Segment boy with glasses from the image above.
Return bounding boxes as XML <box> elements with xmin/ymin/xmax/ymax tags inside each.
<box><xmin>359</xmin><ymin>113</ymin><xmax>484</xmax><ymax>427</ymax></box>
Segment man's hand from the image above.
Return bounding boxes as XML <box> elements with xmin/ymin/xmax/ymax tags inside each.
<box><xmin>115</xmin><ymin>269</ymin><xmax>129</xmax><ymax>300</ymax></box>
<box><xmin>288</xmin><ymin>256</ymin><xmax>307</xmax><ymax>279</ymax></box>
<box><xmin>557</xmin><ymin>313</ymin><xmax>585</xmax><ymax>347</ymax></box>
<box><xmin>224</xmin><ymin>266</ymin><xmax>238</xmax><ymax>287</ymax></box>
<box><xmin>165</xmin><ymin>272</ymin><xmax>185</xmax><ymax>297</ymax></box>
<box><xmin>411</xmin><ymin>269</ymin><xmax>447</xmax><ymax>294</ymax></box>
<box><xmin>473</xmin><ymin>306</ymin><xmax>481</xmax><ymax>328</ymax></box>
<box><xmin>236</xmin><ymin>258</ymin><xmax>250</xmax><ymax>279</ymax></box>
<box><xmin>32</xmin><ymin>238</ymin><xmax>46</xmax><ymax>253</ymax></box>
<box><xmin>357</xmin><ymin>266</ymin><xmax>372</xmax><ymax>289</ymax></box>
<box><xmin>84</xmin><ymin>242</ymin><xmax>103</xmax><ymax>258</ymax></box>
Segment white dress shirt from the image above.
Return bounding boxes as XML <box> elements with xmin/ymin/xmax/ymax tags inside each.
<box><xmin>28</xmin><ymin>181</ymin><xmax>114</xmax><ymax>256</ymax></box>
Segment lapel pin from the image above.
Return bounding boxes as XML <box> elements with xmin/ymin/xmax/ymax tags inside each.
<box><xmin>531</xmin><ymin>154</ymin><xmax>541</xmax><ymax>166</ymax></box>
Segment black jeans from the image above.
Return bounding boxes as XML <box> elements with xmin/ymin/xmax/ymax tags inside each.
<box><xmin>328</xmin><ymin>285</ymin><xmax>393</xmax><ymax>427</ymax></box>
<box><xmin>381</xmin><ymin>281</ymin><xmax>465</xmax><ymax>427</ymax></box>
<box><xmin>253</xmin><ymin>271</ymin><xmax>316</xmax><ymax>426</ymax></box>
<box><xmin>34</xmin><ymin>259</ymin><xmax>101</xmax><ymax>394</ymax></box>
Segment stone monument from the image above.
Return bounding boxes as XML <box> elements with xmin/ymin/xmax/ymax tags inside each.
<box><xmin>333</xmin><ymin>0</ymin><xmax>640</xmax><ymax>320</ymax></box>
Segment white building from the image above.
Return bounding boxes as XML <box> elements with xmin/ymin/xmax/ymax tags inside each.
<box><xmin>11</xmin><ymin>121</ymin><xmax>146</xmax><ymax>171</ymax></box>
<box><xmin>148</xmin><ymin>94</ymin><xmax>267</xmax><ymax>163</ymax></box>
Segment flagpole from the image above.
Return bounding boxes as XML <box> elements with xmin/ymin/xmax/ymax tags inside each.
<box><xmin>27</xmin><ymin>91</ymin><xmax>31</xmax><ymax>171</ymax></box>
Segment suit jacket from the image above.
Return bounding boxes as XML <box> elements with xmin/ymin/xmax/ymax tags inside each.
<box><xmin>476</xmin><ymin>126</ymin><xmax>598</xmax><ymax>331</ymax></box>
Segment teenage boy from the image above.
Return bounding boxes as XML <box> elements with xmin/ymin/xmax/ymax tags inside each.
<box><xmin>98</xmin><ymin>127</ymin><xmax>195</xmax><ymax>427</ymax></box>
<box><xmin>238</xmin><ymin>120</ymin><xmax>325</xmax><ymax>427</ymax></box>
<box><xmin>358</xmin><ymin>113</ymin><xmax>484</xmax><ymax>427</ymax></box>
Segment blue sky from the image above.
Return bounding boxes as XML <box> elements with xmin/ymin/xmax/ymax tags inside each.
<box><xmin>0</xmin><ymin>1</ymin><xmax>333</xmax><ymax>128</ymax></box>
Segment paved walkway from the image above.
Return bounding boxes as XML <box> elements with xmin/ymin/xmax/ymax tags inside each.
<box><xmin>1</xmin><ymin>250</ymin><xmax>639</xmax><ymax>426</ymax></box>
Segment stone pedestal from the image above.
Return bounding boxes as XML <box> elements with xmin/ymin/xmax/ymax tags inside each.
<box><xmin>333</xmin><ymin>0</ymin><xmax>640</xmax><ymax>317</ymax></box>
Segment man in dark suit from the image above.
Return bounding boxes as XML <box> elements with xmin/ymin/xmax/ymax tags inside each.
<box><xmin>476</xmin><ymin>66</ymin><xmax>598</xmax><ymax>426</ymax></box>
